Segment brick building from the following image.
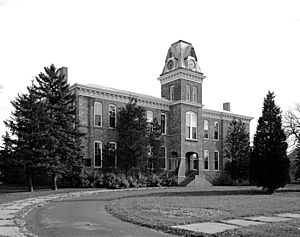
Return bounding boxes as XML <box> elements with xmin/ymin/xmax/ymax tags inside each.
<box><xmin>70</xmin><ymin>40</ymin><xmax>252</xmax><ymax>185</ymax></box>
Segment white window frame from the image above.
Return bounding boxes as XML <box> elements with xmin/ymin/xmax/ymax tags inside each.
<box><xmin>94</xmin><ymin>102</ymin><xmax>102</xmax><ymax>127</ymax></box>
<box><xmin>214</xmin><ymin>151</ymin><xmax>219</xmax><ymax>171</ymax></box>
<box><xmin>192</xmin><ymin>86</ymin><xmax>197</xmax><ymax>103</ymax></box>
<box><xmin>109</xmin><ymin>142</ymin><xmax>117</xmax><ymax>168</ymax></box>
<box><xmin>109</xmin><ymin>104</ymin><xmax>117</xmax><ymax>128</ymax></box>
<box><xmin>161</xmin><ymin>113</ymin><xmax>167</xmax><ymax>135</ymax></box>
<box><xmin>170</xmin><ymin>85</ymin><xmax>175</xmax><ymax>101</ymax></box>
<box><xmin>204</xmin><ymin>120</ymin><xmax>209</xmax><ymax>139</ymax></box>
<box><xmin>186</xmin><ymin>111</ymin><xmax>197</xmax><ymax>140</ymax></box>
<box><xmin>94</xmin><ymin>141</ymin><xmax>102</xmax><ymax>168</ymax></box>
<box><xmin>186</xmin><ymin>85</ymin><xmax>191</xmax><ymax>101</ymax></box>
<box><xmin>204</xmin><ymin>150</ymin><xmax>209</xmax><ymax>171</ymax></box>
<box><xmin>214</xmin><ymin>121</ymin><xmax>219</xmax><ymax>140</ymax></box>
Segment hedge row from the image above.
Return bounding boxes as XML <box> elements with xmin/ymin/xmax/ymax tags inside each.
<box><xmin>76</xmin><ymin>170</ymin><xmax>178</xmax><ymax>189</ymax></box>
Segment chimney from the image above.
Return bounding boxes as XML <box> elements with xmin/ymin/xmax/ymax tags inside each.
<box><xmin>223</xmin><ymin>102</ymin><xmax>230</xmax><ymax>112</ymax></box>
<box><xmin>58</xmin><ymin>67</ymin><xmax>68</xmax><ymax>80</ymax></box>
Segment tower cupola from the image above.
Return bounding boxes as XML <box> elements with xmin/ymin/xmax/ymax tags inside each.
<box><xmin>161</xmin><ymin>40</ymin><xmax>201</xmax><ymax>75</ymax></box>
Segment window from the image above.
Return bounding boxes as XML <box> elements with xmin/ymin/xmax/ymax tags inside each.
<box><xmin>109</xmin><ymin>142</ymin><xmax>117</xmax><ymax>168</ymax></box>
<box><xmin>161</xmin><ymin>146</ymin><xmax>167</xmax><ymax>169</ymax></box>
<box><xmin>109</xmin><ymin>105</ymin><xmax>116</xmax><ymax>128</ymax></box>
<box><xmin>192</xmin><ymin>86</ymin><xmax>197</xmax><ymax>103</ymax></box>
<box><xmin>204</xmin><ymin>150</ymin><xmax>209</xmax><ymax>170</ymax></box>
<box><xmin>214</xmin><ymin>151</ymin><xmax>219</xmax><ymax>171</ymax></box>
<box><xmin>146</xmin><ymin>111</ymin><xmax>153</xmax><ymax>123</ymax></box>
<box><xmin>186</xmin><ymin>85</ymin><xmax>191</xmax><ymax>101</ymax></box>
<box><xmin>170</xmin><ymin>85</ymin><xmax>175</xmax><ymax>101</ymax></box>
<box><xmin>186</xmin><ymin>112</ymin><xmax>197</xmax><ymax>140</ymax></box>
<box><xmin>94</xmin><ymin>141</ymin><xmax>102</xmax><ymax>168</ymax></box>
<box><xmin>214</xmin><ymin>122</ymin><xmax>219</xmax><ymax>140</ymax></box>
<box><xmin>161</xmin><ymin>113</ymin><xmax>166</xmax><ymax>134</ymax></box>
<box><xmin>204</xmin><ymin>120</ymin><xmax>209</xmax><ymax>139</ymax></box>
<box><xmin>94</xmin><ymin>102</ymin><xmax>102</xmax><ymax>127</ymax></box>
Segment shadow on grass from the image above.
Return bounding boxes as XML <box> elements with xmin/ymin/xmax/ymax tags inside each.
<box><xmin>0</xmin><ymin>184</ymin><xmax>51</xmax><ymax>194</ymax></box>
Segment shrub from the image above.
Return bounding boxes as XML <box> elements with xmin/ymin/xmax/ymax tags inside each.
<box><xmin>159</xmin><ymin>170</ymin><xmax>178</xmax><ymax>186</ymax></box>
<box><xmin>147</xmin><ymin>174</ymin><xmax>162</xmax><ymax>187</ymax></box>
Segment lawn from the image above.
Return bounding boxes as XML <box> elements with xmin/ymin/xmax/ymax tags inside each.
<box><xmin>0</xmin><ymin>184</ymin><xmax>96</xmax><ymax>205</ymax></box>
<box><xmin>105</xmin><ymin>184</ymin><xmax>300</xmax><ymax>236</ymax></box>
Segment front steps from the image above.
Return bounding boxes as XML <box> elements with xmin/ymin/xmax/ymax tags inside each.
<box><xmin>179</xmin><ymin>173</ymin><xmax>212</xmax><ymax>188</ymax></box>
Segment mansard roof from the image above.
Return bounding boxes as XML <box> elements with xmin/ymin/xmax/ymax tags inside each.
<box><xmin>161</xmin><ymin>40</ymin><xmax>201</xmax><ymax>75</ymax></box>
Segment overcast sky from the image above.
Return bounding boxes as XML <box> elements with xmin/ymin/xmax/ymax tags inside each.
<box><xmin>0</xmin><ymin>0</ymin><xmax>299</xmax><ymax>145</ymax></box>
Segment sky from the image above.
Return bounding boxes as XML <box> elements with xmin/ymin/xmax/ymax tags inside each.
<box><xmin>0</xmin><ymin>0</ymin><xmax>299</xmax><ymax>146</ymax></box>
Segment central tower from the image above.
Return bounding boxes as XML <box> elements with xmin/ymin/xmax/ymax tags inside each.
<box><xmin>158</xmin><ymin>40</ymin><xmax>206</xmax><ymax>181</ymax></box>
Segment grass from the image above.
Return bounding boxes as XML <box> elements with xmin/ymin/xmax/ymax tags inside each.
<box><xmin>0</xmin><ymin>184</ymin><xmax>97</xmax><ymax>205</ymax></box>
<box><xmin>105</xmin><ymin>184</ymin><xmax>300</xmax><ymax>236</ymax></box>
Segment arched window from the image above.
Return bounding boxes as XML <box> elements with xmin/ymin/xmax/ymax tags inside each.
<box><xmin>192</xmin><ymin>86</ymin><xmax>197</xmax><ymax>102</ymax></box>
<box><xmin>186</xmin><ymin>112</ymin><xmax>197</xmax><ymax>140</ymax></box>
<box><xmin>214</xmin><ymin>122</ymin><xmax>219</xmax><ymax>140</ymax></box>
<box><xmin>186</xmin><ymin>85</ymin><xmax>191</xmax><ymax>101</ymax></box>
<box><xmin>161</xmin><ymin>113</ymin><xmax>166</xmax><ymax>134</ymax></box>
<box><xmin>204</xmin><ymin>120</ymin><xmax>209</xmax><ymax>139</ymax></box>
<box><xmin>109</xmin><ymin>104</ymin><xmax>116</xmax><ymax>128</ymax></box>
<box><xmin>94</xmin><ymin>102</ymin><xmax>102</xmax><ymax>127</ymax></box>
<box><xmin>170</xmin><ymin>85</ymin><xmax>175</xmax><ymax>101</ymax></box>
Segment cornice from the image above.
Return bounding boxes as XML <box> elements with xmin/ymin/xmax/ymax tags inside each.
<box><xmin>71</xmin><ymin>84</ymin><xmax>170</xmax><ymax>111</ymax></box>
<box><xmin>171</xmin><ymin>100</ymin><xmax>204</xmax><ymax>108</ymax></box>
<box><xmin>158</xmin><ymin>68</ymin><xmax>206</xmax><ymax>85</ymax></box>
<box><xmin>203</xmin><ymin>108</ymin><xmax>253</xmax><ymax>123</ymax></box>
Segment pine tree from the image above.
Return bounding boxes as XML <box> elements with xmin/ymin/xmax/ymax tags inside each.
<box><xmin>5</xmin><ymin>85</ymin><xmax>47</xmax><ymax>191</ymax></box>
<box><xmin>250</xmin><ymin>91</ymin><xmax>290</xmax><ymax>193</ymax></box>
<box><xmin>117</xmin><ymin>98</ymin><xmax>148</xmax><ymax>175</ymax></box>
<box><xmin>224</xmin><ymin>119</ymin><xmax>250</xmax><ymax>182</ymax></box>
<box><xmin>33</xmin><ymin>65</ymin><xmax>84</xmax><ymax>190</ymax></box>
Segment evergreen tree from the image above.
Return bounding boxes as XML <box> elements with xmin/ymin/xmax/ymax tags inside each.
<box><xmin>147</xmin><ymin>118</ymin><xmax>163</xmax><ymax>173</ymax></box>
<box><xmin>5</xmin><ymin>85</ymin><xmax>48</xmax><ymax>191</ymax></box>
<box><xmin>293</xmin><ymin>147</ymin><xmax>300</xmax><ymax>181</ymax></box>
<box><xmin>33</xmin><ymin>65</ymin><xmax>84</xmax><ymax>190</ymax></box>
<box><xmin>250</xmin><ymin>91</ymin><xmax>290</xmax><ymax>193</ymax></box>
<box><xmin>224</xmin><ymin>119</ymin><xmax>250</xmax><ymax>182</ymax></box>
<box><xmin>116</xmin><ymin>98</ymin><xmax>148</xmax><ymax>175</ymax></box>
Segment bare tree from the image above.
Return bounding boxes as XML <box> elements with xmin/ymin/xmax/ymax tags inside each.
<box><xmin>284</xmin><ymin>104</ymin><xmax>300</xmax><ymax>146</ymax></box>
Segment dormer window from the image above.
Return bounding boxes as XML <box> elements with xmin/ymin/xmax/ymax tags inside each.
<box><xmin>168</xmin><ymin>52</ymin><xmax>173</xmax><ymax>58</ymax></box>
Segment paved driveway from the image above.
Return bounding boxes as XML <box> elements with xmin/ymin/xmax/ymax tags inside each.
<box><xmin>25</xmin><ymin>191</ymin><xmax>174</xmax><ymax>237</ymax></box>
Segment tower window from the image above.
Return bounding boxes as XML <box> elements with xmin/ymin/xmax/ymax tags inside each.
<box><xmin>192</xmin><ymin>86</ymin><xmax>197</xmax><ymax>103</ymax></box>
<box><xmin>204</xmin><ymin>150</ymin><xmax>209</xmax><ymax>170</ymax></box>
<box><xmin>161</xmin><ymin>113</ymin><xmax>166</xmax><ymax>134</ymax></box>
<box><xmin>109</xmin><ymin>104</ymin><xmax>116</xmax><ymax>128</ymax></box>
<box><xmin>186</xmin><ymin>85</ymin><xmax>191</xmax><ymax>101</ymax></box>
<box><xmin>94</xmin><ymin>102</ymin><xmax>102</xmax><ymax>127</ymax></box>
<box><xmin>204</xmin><ymin>120</ymin><xmax>209</xmax><ymax>139</ymax></box>
<box><xmin>170</xmin><ymin>85</ymin><xmax>175</xmax><ymax>101</ymax></box>
<box><xmin>186</xmin><ymin>112</ymin><xmax>197</xmax><ymax>140</ymax></box>
<box><xmin>214</xmin><ymin>122</ymin><xmax>219</xmax><ymax>140</ymax></box>
<box><xmin>94</xmin><ymin>141</ymin><xmax>102</xmax><ymax>168</ymax></box>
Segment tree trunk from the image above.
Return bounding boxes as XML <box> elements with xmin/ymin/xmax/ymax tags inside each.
<box><xmin>52</xmin><ymin>173</ymin><xmax>58</xmax><ymax>191</ymax></box>
<box><xmin>28</xmin><ymin>172</ymin><xmax>34</xmax><ymax>192</ymax></box>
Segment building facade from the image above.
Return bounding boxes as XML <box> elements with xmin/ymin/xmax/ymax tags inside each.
<box><xmin>71</xmin><ymin>40</ymin><xmax>252</xmax><ymax>184</ymax></box>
